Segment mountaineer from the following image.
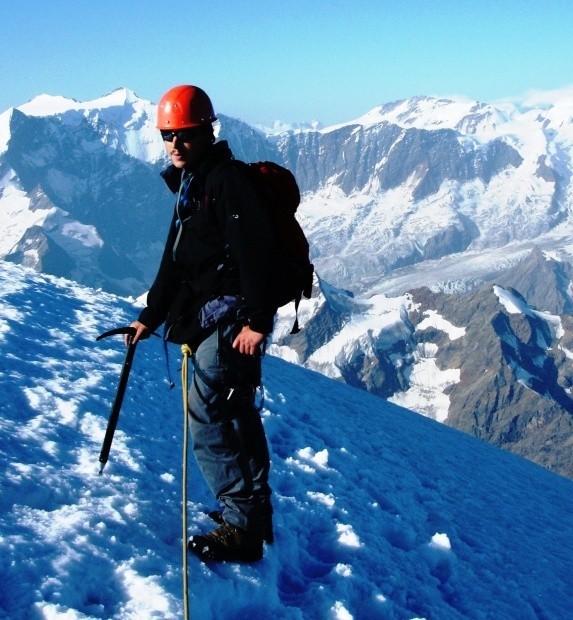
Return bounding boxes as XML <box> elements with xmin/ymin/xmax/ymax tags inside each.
<box><xmin>128</xmin><ymin>85</ymin><xmax>277</xmax><ymax>562</ymax></box>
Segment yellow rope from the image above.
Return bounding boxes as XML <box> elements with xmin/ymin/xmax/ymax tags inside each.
<box><xmin>181</xmin><ymin>344</ymin><xmax>192</xmax><ymax>620</ymax></box>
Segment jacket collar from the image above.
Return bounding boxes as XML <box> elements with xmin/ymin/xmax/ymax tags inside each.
<box><xmin>160</xmin><ymin>140</ymin><xmax>234</xmax><ymax>193</ymax></box>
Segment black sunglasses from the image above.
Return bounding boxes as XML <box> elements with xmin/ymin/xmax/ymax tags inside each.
<box><xmin>160</xmin><ymin>127</ymin><xmax>204</xmax><ymax>142</ymax></box>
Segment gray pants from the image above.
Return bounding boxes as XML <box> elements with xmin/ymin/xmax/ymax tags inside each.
<box><xmin>187</xmin><ymin>322</ymin><xmax>272</xmax><ymax>534</ymax></box>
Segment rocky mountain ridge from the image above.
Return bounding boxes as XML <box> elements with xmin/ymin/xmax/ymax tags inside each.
<box><xmin>272</xmin><ymin>247</ymin><xmax>573</xmax><ymax>478</ymax></box>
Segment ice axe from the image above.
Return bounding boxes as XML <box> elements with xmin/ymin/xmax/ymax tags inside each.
<box><xmin>96</xmin><ymin>326</ymin><xmax>138</xmax><ymax>474</ymax></box>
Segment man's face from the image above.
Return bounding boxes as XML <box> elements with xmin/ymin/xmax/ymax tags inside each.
<box><xmin>161</xmin><ymin>126</ymin><xmax>211</xmax><ymax>170</ymax></box>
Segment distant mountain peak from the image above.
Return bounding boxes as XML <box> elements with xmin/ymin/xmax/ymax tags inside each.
<box><xmin>93</xmin><ymin>86</ymin><xmax>142</xmax><ymax>107</ymax></box>
<box><xmin>17</xmin><ymin>87</ymin><xmax>145</xmax><ymax>119</ymax></box>
<box><xmin>257</xmin><ymin>118</ymin><xmax>324</xmax><ymax>136</ymax></box>
<box><xmin>18</xmin><ymin>93</ymin><xmax>80</xmax><ymax>117</ymax></box>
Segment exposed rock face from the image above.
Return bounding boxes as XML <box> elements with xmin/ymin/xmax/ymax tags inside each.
<box><xmin>497</xmin><ymin>246</ymin><xmax>573</xmax><ymax>315</ymax></box>
<box><xmin>409</xmin><ymin>282</ymin><xmax>573</xmax><ymax>479</ymax></box>
<box><xmin>275</xmin><ymin>249</ymin><xmax>573</xmax><ymax>479</ymax></box>
<box><xmin>281</xmin><ymin>123</ymin><xmax>523</xmax><ymax>199</ymax></box>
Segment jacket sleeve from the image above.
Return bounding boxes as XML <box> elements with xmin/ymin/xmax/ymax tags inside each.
<box><xmin>137</xmin><ymin>210</ymin><xmax>188</xmax><ymax>333</ymax></box>
<box><xmin>213</xmin><ymin>164</ymin><xmax>278</xmax><ymax>334</ymax></box>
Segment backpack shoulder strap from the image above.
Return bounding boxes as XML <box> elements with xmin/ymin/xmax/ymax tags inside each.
<box><xmin>203</xmin><ymin>158</ymin><xmax>240</xmax><ymax>194</ymax></box>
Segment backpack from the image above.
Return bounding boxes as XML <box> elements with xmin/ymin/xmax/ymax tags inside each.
<box><xmin>211</xmin><ymin>160</ymin><xmax>314</xmax><ymax>334</ymax></box>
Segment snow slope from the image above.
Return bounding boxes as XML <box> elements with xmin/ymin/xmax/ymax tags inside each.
<box><xmin>1</xmin><ymin>260</ymin><xmax>573</xmax><ymax>620</ymax></box>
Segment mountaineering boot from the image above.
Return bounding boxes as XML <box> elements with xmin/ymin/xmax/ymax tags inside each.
<box><xmin>188</xmin><ymin>522</ymin><xmax>263</xmax><ymax>563</ymax></box>
<box><xmin>208</xmin><ymin>510</ymin><xmax>274</xmax><ymax>544</ymax></box>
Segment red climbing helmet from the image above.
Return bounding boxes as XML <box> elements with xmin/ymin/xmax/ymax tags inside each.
<box><xmin>156</xmin><ymin>85</ymin><xmax>217</xmax><ymax>129</ymax></box>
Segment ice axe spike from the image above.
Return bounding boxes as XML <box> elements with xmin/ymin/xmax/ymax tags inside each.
<box><xmin>96</xmin><ymin>326</ymin><xmax>137</xmax><ymax>474</ymax></box>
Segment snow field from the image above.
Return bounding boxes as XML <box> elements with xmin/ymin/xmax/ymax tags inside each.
<box><xmin>1</xmin><ymin>261</ymin><xmax>573</xmax><ymax>619</ymax></box>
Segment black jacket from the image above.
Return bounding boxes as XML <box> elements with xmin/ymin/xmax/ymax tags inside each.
<box><xmin>138</xmin><ymin>141</ymin><xmax>278</xmax><ymax>345</ymax></box>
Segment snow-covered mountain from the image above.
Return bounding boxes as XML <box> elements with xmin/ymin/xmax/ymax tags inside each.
<box><xmin>1</xmin><ymin>260</ymin><xmax>573</xmax><ymax>619</ymax></box>
<box><xmin>4</xmin><ymin>87</ymin><xmax>573</xmax><ymax>298</ymax></box>
<box><xmin>272</xmin><ymin>247</ymin><xmax>573</xmax><ymax>479</ymax></box>
<box><xmin>290</xmin><ymin>94</ymin><xmax>573</xmax><ymax>292</ymax></box>
<box><xmin>0</xmin><ymin>89</ymin><xmax>168</xmax><ymax>295</ymax></box>
<box><xmin>2</xmin><ymin>87</ymin><xmax>573</xmax><ymax>479</ymax></box>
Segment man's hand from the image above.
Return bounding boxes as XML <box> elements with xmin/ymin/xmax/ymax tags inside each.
<box><xmin>126</xmin><ymin>320</ymin><xmax>149</xmax><ymax>345</ymax></box>
<box><xmin>232</xmin><ymin>325</ymin><xmax>265</xmax><ymax>356</ymax></box>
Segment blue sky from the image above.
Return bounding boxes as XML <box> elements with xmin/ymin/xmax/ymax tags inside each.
<box><xmin>2</xmin><ymin>0</ymin><xmax>573</xmax><ymax>126</ymax></box>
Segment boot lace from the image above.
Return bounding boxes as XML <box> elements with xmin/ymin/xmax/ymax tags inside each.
<box><xmin>202</xmin><ymin>523</ymin><xmax>237</xmax><ymax>546</ymax></box>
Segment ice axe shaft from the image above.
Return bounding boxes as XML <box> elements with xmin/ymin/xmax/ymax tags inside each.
<box><xmin>96</xmin><ymin>326</ymin><xmax>137</xmax><ymax>474</ymax></box>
